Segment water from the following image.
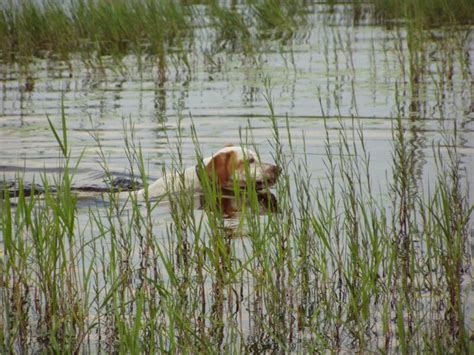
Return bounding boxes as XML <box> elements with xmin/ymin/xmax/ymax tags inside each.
<box><xmin>0</xmin><ymin>2</ymin><xmax>473</xmax><ymax>352</ymax></box>
<box><xmin>1</xmin><ymin>11</ymin><xmax>472</xmax><ymax>190</ymax></box>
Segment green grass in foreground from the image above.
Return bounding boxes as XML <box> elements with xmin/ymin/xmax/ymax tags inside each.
<box><xmin>0</xmin><ymin>96</ymin><xmax>472</xmax><ymax>352</ymax></box>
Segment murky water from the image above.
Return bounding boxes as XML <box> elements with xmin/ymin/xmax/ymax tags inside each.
<box><xmin>1</xmin><ymin>8</ymin><xmax>472</xmax><ymax>190</ymax></box>
<box><xmin>1</xmin><ymin>2</ymin><xmax>473</xmax><ymax>352</ymax></box>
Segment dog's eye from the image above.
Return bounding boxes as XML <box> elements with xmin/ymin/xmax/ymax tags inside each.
<box><xmin>249</xmin><ymin>157</ymin><xmax>256</xmax><ymax>163</ymax></box>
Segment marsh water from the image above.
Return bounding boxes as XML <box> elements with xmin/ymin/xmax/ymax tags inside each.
<box><xmin>1</xmin><ymin>8</ymin><xmax>472</xmax><ymax>190</ymax></box>
<box><xmin>1</xmin><ymin>2</ymin><xmax>473</xmax><ymax>352</ymax></box>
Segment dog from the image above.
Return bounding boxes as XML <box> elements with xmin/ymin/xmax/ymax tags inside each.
<box><xmin>130</xmin><ymin>145</ymin><xmax>280</xmax><ymax>201</ymax></box>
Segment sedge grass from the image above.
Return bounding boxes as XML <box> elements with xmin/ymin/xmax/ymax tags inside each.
<box><xmin>0</xmin><ymin>0</ymin><xmax>192</xmax><ymax>64</ymax></box>
<box><xmin>1</xmin><ymin>0</ymin><xmax>471</xmax><ymax>78</ymax></box>
<box><xmin>0</xmin><ymin>0</ymin><xmax>313</xmax><ymax>67</ymax></box>
<box><xmin>1</xmin><ymin>95</ymin><xmax>473</xmax><ymax>352</ymax></box>
<box><xmin>371</xmin><ymin>0</ymin><xmax>474</xmax><ymax>27</ymax></box>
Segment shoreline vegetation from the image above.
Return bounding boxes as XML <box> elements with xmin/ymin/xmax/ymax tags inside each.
<box><xmin>0</xmin><ymin>0</ymin><xmax>473</xmax><ymax>67</ymax></box>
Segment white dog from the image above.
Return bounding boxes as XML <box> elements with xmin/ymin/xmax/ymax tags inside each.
<box><xmin>127</xmin><ymin>145</ymin><xmax>280</xmax><ymax>201</ymax></box>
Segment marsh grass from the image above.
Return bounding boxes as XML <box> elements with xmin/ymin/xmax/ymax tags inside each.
<box><xmin>371</xmin><ymin>0</ymin><xmax>474</xmax><ymax>27</ymax></box>
<box><xmin>1</xmin><ymin>89</ymin><xmax>472</xmax><ymax>352</ymax></box>
<box><xmin>0</xmin><ymin>0</ymin><xmax>192</xmax><ymax>65</ymax></box>
<box><xmin>0</xmin><ymin>0</ymin><xmax>472</xmax><ymax>352</ymax></box>
<box><xmin>250</xmin><ymin>0</ymin><xmax>309</xmax><ymax>41</ymax></box>
<box><xmin>0</xmin><ymin>0</ymin><xmax>314</xmax><ymax>67</ymax></box>
<box><xmin>1</xmin><ymin>0</ymin><xmax>471</xmax><ymax>78</ymax></box>
<box><xmin>207</xmin><ymin>1</ymin><xmax>254</xmax><ymax>54</ymax></box>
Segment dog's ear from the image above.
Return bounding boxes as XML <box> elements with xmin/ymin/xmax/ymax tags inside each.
<box><xmin>205</xmin><ymin>151</ymin><xmax>236</xmax><ymax>188</ymax></box>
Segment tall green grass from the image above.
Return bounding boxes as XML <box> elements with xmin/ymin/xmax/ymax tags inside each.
<box><xmin>250</xmin><ymin>0</ymin><xmax>308</xmax><ymax>40</ymax></box>
<box><xmin>1</xmin><ymin>93</ymin><xmax>472</xmax><ymax>352</ymax></box>
<box><xmin>0</xmin><ymin>0</ymin><xmax>192</xmax><ymax>64</ymax></box>
<box><xmin>2</xmin><ymin>0</ymin><xmax>471</xmax><ymax>72</ymax></box>
<box><xmin>371</xmin><ymin>0</ymin><xmax>474</xmax><ymax>26</ymax></box>
<box><xmin>0</xmin><ymin>0</ymin><xmax>313</xmax><ymax>65</ymax></box>
<box><xmin>207</xmin><ymin>0</ymin><xmax>253</xmax><ymax>53</ymax></box>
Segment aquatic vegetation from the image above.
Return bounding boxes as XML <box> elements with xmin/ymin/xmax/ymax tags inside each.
<box><xmin>0</xmin><ymin>0</ymin><xmax>312</xmax><ymax>66</ymax></box>
<box><xmin>371</xmin><ymin>0</ymin><xmax>474</xmax><ymax>26</ymax></box>
<box><xmin>250</xmin><ymin>0</ymin><xmax>309</xmax><ymax>40</ymax></box>
<box><xmin>0</xmin><ymin>0</ymin><xmax>192</xmax><ymax>64</ymax></box>
<box><xmin>0</xmin><ymin>1</ymin><xmax>472</xmax><ymax>353</ymax></box>
<box><xmin>0</xmin><ymin>96</ymin><xmax>472</xmax><ymax>352</ymax></box>
<box><xmin>207</xmin><ymin>0</ymin><xmax>254</xmax><ymax>53</ymax></box>
<box><xmin>0</xmin><ymin>0</ymin><xmax>472</xmax><ymax>68</ymax></box>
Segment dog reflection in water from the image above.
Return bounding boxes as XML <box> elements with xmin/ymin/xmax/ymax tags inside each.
<box><xmin>198</xmin><ymin>190</ymin><xmax>279</xmax><ymax>219</ymax></box>
<box><xmin>197</xmin><ymin>190</ymin><xmax>279</xmax><ymax>239</ymax></box>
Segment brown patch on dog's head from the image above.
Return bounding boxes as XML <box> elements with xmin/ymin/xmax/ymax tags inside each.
<box><xmin>205</xmin><ymin>151</ymin><xmax>237</xmax><ymax>188</ymax></box>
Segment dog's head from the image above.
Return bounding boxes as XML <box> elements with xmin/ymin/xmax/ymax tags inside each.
<box><xmin>201</xmin><ymin>146</ymin><xmax>280</xmax><ymax>191</ymax></box>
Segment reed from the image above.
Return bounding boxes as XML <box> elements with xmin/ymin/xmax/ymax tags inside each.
<box><xmin>249</xmin><ymin>0</ymin><xmax>308</xmax><ymax>40</ymax></box>
<box><xmin>0</xmin><ymin>0</ymin><xmax>314</xmax><ymax>66</ymax></box>
<box><xmin>371</xmin><ymin>0</ymin><xmax>474</xmax><ymax>26</ymax></box>
<box><xmin>1</xmin><ymin>88</ymin><xmax>472</xmax><ymax>352</ymax></box>
<box><xmin>1</xmin><ymin>0</ymin><xmax>472</xmax><ymax>69</ymax></box>
<box><xmin>0</xmin><ymin>0</ymin><xmax>192</xmax><ymax>64</ymax></box>
<box><xmin>207</xmin><ymin>0</ymin><xmax>254</xmax><ymax>53</ymax></box>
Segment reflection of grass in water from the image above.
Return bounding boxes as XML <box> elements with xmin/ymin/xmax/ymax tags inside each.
<box><xmin>1</xmin><ymin>86</ymin><xmax>472</xmax><ymax>352</ymax></box>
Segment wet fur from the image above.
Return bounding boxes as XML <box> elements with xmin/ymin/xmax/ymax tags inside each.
<box><xmin>130</xmin><ymin>146</ymin><xmax>279</xmax><ymax>201</ymax></box>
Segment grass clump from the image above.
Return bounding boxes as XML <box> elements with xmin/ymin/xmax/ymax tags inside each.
<box><xmin>0</xmin><ymin>0</ymin><xmax>192</xmax><ymax>64</ymax></box>
<box><xmin>0</xmin><ymin>0</ymin><xmax>314</xmax><ymax>66</ymax></box>
<box><xmin>0</xmin><ymin>1</ymin><xmax>75</xmax><ymax>61</ymax></box>
<box><xmin>249</xmin><ymin>0</ymin><xmax>309</xmax><ymax>40</ymax></box>
<box><xmin>1</xmin><ymin>92</ymin><xmax>472</xmax><ymax>352</ymax></box>
<box><xmin>207</xmin><ymin>0</ymin><xmax>254</xmax><ymax>53</ymax></box>
<box><xmin>0</xmin><ymin>0</ymin><xmax>471</xmax><ymax>74</ymax></box>
<box><xmin>370</xmin><ymin>0</ymin><xmax>474</xmax><ymax>26</ymax></box>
